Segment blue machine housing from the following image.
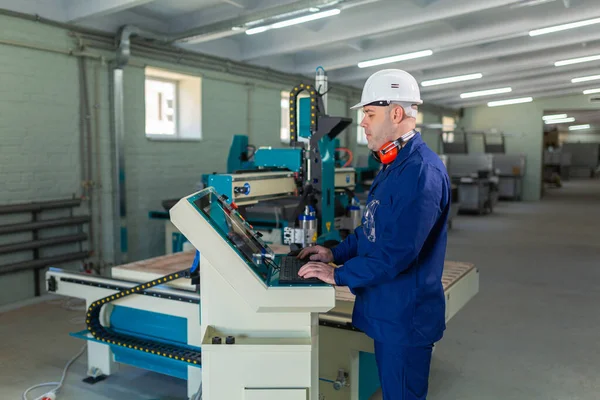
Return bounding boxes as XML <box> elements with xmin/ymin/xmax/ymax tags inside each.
<box><xmin>208</xmin><ymin>147</ymin><xmax>302</xmax><ymax>204</ymax></box>
<box><xmin>207</xmin><ymin>174</ymin><xmax>234</xmax><ymax>203</ymax></box>
<box><xmin>254</xmin><ymin>148</ymin><xmax>303</xmax><ymax>172</ymax></box>
<box><xmin>299</xmin><ymin>97</ymin><xmax>341</xmax><ymax>244</ymax></box>
<box><xmin>201</xmin><ymin>90</ymin><xmax>351</xmax><ymax>246</ymax></box>
<box><xmin>227</xmin><ymin>135</ymin><xmax>255</xmax><ymax>172</ymax></box>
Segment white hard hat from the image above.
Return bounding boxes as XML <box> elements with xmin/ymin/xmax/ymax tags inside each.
<box><xmin>351</xmin><ymin>69</ymin><xmax>423</xmax><ymax>111</ymax></box>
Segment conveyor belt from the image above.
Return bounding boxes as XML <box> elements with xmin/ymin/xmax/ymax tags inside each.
<box><xmin>85</xmin><ymin>268</ymin><xmax>202</xmax><ymax>366</ymax></box>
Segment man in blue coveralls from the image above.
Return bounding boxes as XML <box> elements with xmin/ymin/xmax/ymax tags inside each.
<box><xmin>298</xmin><ymin>69</ymin><xmax>451</xmax><ymax>400</ymax></box>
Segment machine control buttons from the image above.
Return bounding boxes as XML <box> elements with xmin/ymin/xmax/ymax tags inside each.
<box><xmin>233</xmin><ymin>183</ymin><xmax>251</xmax><ymax>195</ymax></box>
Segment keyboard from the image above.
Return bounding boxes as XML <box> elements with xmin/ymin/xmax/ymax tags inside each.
<box><xmin>278</xmin><ymin>256</ymin><xmax>323</xmax><ymax>284</ymax></box>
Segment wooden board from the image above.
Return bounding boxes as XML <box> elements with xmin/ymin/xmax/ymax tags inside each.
<box><xmin>111</xmin><ymin>251</ymin><xmax>197</xmax><ymax>291</ymax></box>
<box><xmin>111</xmin><ymin>250</ymin><xmax>475</xmax><ymax>302</ymax></box>
<box><xmin>333</xmin><ymin>260</ymin><xmax>474</xmax><ymax>302</ymax></box>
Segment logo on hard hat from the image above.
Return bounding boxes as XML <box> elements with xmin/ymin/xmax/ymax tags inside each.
<box><xmin>391</xmin><ymin>84</ymin><xmax>400</xmax><ymax>88</ymax></box>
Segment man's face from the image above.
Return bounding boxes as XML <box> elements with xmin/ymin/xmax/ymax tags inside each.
<box><xmin>360</xmin><ymin>105</ymin><xmax>396</xmax><ymax>151</ymax></box>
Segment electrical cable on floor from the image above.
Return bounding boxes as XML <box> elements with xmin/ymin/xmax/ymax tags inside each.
<box><xmin>46</xmin><ymin>297</ymin><xmax>86</xmax><ymax>312</ymax></box>
<box><xmin>63</xmin><ymin>298</ymin><xmax>86</xmax><ymax>311</ymax></box>
<box><xmin>22</xmin><ymin>345</ymin><xmax>86</xmax><ymax>400</ymax></box>
<box><xmin>191</xmin><ymin>382</ymin><xmax>202</xmax><ymax>400</ymax></box>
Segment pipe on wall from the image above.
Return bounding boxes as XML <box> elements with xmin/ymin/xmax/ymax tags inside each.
<box><xmin>110</xmin><ymin>26</ymin><xmax>135</xmax><ymax>265</ymax></box>
<box><xmin>78</xmin><ymin>57</ymin><xmax>88</xmax><ymax>199</ymax></box>
<box><xmin>0</xmin><ymin>199</ymin><xmax>82</xmax><ymax>214</ymax></box>
<box><xmin>93</xmin><ymin>60</ymin><xmax>105</xmax><ymax>266</ymax></box>
<box><xmin>0</xmin><ymin>251</ymin><xmax>90</xmax><ymax>276</ymax></box>
<box><xmin>246</xmin><ymin>84</ymin><xmax>253</xmax><ymax>142</ymax></box>
<box><xmin>77</xmin><ymin>56</ymin><xmax>95</xmax><ymax>258</ymax></box>
<box><xmin>74</xmin><ymin>32</ymin><xmax>362</xmax><ymax>99</ymax></box>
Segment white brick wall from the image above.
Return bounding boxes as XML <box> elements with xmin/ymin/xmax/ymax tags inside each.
<box><xmin>0</xmin><ymin>14</ymin><xmax>361</xmax><ymax>307</ymax></box>
<box><xmin>0</xmin><ymin>30</ymin><xmax>92</xmax><ymax>305</ymax></box>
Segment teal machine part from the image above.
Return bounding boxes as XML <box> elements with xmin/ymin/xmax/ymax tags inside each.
<box><xmin>108</xmin><ymin>306</ymin><xmax>191</xmax><ymax>380</ymax></box>
<box><xmin>227</xmin><ymin>134</ymin><xmax>255</xmax><ymax>172</ymax></box>
<box><xmin>296</xmin><ymin>95</ymin><xmax>352</xmax><ymax>243</ymax></box>
<box><xmin>208</xmin><ymin>148</ymin><xmax>303</xmax><ymax>202</ymax></box>
<box><xmin>207</xmin><ymin>174</ymin><xmax>233</xmax><ymax>201</ymax></box>
<box><xmin>254</xmin><ymin>148</ymin><xmax>303</xmax><ymax>172</ymax></box>
<box><xmin>207</xmin><ymin>82</ymin><xmax>352</xmax><ymax>247</ymax></box>
<box><xmin>358</xmin><ymin>351</ymin><xmax>381</xmax><ymax>399</ymax></box>
<box><xmin>200</xmin><ymin>135</ymin><xmax>256</xmax><ymax>188</ymax></box>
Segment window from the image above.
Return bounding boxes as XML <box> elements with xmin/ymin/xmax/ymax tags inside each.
<box><xmin>356</xmin><ymin>109</ymin><xmax>367</xmax><ymax>146</ymax></box>
<box><xmin>281</xmin><ymin>91</ymin><xmax>291</xmax><ymax>143</ymax></box>
<box><xmin>442</xmin><ymin>116</ymin><xmax>455</xmax><ymax>143</ymax></box>
<box><xmin>280</xmin><ymin>90</ymin><xmax>309</xmax><ymax>144</ymax></box>
<box><xmin>145</xmin><ymin>78</ymin><xmax>177</xmax><ymax>136</ymax></box>
<box><xmin>416</xmin><ymin>111</ymin><xmax>423</xmax><ymax>125</ymax></box>
<box><xmin>144</xmin><ymin>67</ymin><xmax>201</xmax><ymax>140</ymax></box>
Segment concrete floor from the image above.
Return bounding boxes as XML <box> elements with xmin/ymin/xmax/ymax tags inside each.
<box><xmin>2</xmin><ymin>180</ymin><xmax>599</xmax><ymax>400</ymax></box>
<box><xmin>430</xmin><ymin>180</ymin><xmax>600</xmax><ymax>400</ymax></box>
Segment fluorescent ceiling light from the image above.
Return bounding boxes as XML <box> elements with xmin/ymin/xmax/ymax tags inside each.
<box><xmin>569</xmin><ymin>124</ymin><xmax>591</xmax><ymax>131</ymax></box>
<box><xmin>543</xmin><ymin>114</ymin><xmax>568</xmax><ymax>120</ymax></box>
<box><xmin>583</xmin><ymin>88</ymin><xmax>600</xmax><ymax>94</ymax></box>
<box><xmin>511</xmin><ymin>0</ymin><xmax>556</xmax><ymax>8</ymax></box>
<box><xmin>179</xmin><ymin>28</ymin><xmax>246</xmax><ymax>44</ymax></box>
<box><xmin>246</xmin><ymin>9</ymin><xmax>340</xmax><ymax>35</ymax></box>
<box><xmin>246</xmin><ymin>26</ymin><xmax>270</xmax><ymax>35</ymax></box>
<box><xmin>272</xmin><ymin>8</ymin><xmax>340</xmax><ymax>28</ymax></box>
<box><xmin>530</xmin><ymin>17</ymin><xmax>600</xmax><ymax>37</ymax></box>
<box><xmin>571</xmin><ymin>75</ymin><xmax>600</xmax><ymax>83</ymax></box>
<box><xmin>555</xmin><ymin>54</ymin><xmax>600</xmax><ymax>67</ymax></box>
<box><xmin>487</xmin><ymin>97</ymin><xmax>533</xmax><ymax>107</ymax></box>
<box><xmin>460</xmin><ymin>87</ymin><xmax>512</xmax><ymax>99</ymax></box>
<box><xmin>358</xmin><ymin>50</ymin><xmax>433</xmax><ymax>69</ymax></box>
<box><xmin>544</xmin><ymin>117</ymin><xmax>575</xmax><ymax>124</ymax></box>
<box><xmin>421</xmin><ymin>73</ymin><xmax>483</xmax><ymax>87</ymax></box>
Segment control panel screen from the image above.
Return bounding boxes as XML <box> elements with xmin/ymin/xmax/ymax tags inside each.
<box><xmin>189</xmin><ymin>188</ymin><xmax>273</xmax><ymax>281</ymax></box>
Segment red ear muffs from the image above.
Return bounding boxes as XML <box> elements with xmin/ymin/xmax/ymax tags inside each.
<box><xmin>378</xmin><ymin>140</ymin><xmax>400</xmax><ymax>164</ymax></box>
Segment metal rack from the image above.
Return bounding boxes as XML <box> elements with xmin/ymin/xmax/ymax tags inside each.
<box><xmin>0</xmin><ymin>198</ymin><xmax>90</xmax><ymax>296</ymax></box>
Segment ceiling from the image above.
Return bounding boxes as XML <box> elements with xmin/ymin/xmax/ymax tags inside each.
<box><xmin>543</xmin><ymin>109</ymin><xmax>600</xmax><ymax>133</ymax></box>
<box><xmin>3</xmin><ymin>0</ymin><xmax>600</xmax><ymax>109</ymax></box>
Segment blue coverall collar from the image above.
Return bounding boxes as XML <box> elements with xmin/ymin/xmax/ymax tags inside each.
<box><xmin>369</xmin><ymin>132</ymin><xmax>423</xmax><ymax>196</ymax></box>
<box><xmin>385</xmin><ymin>130</ymin><xmax>423</xmax><ymax>171</ymax></box>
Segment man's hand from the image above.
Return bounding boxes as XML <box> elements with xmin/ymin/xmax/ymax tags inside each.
<box><xmin>297</xmin><ymin>245</ymin><xmax>334</xmax><ymax>263</ymax></box>
<box><xmin>298</xmin><ymin>262</ymin><xmax>336</xmax><ymax>285</ymax></box>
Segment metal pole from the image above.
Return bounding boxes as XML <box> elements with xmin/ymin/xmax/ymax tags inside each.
<box><xmin>109</xmin><ymin>27</ymin><xmax>136</xmax><ymax>265</ymax></box>
<box><xmin>315</xmin><ymin>66</ymin><xmax>328</xmax><ymax>114</ymax></box>
<box><xmin>32</xmin><ymin>210</ymin><xmax>40</xmax><ymax>297</ymax></box>
<box><xmin>112</xmin><ymin>67</ymin><xmax>128</xmax><ymax>265</ymax></box>
<box><xmin>94</xmin><ymin>60</ymin><xmax>104</xmax><ymax>266</ymax></box>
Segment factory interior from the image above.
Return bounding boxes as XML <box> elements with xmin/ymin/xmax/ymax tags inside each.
<box><xmin>1</xmin><ymin>0</ymin><xmax>599</xmax><ymax>399</ymax></box>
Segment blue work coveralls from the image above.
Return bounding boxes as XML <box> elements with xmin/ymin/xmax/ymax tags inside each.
<box><xmin>332</xmin><ymin>132</ymin><xmax>451</xmax><ymax>400</ymax></box>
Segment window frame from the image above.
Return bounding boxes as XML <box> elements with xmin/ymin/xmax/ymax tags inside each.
<box><xmin>356</xmin><ymin>109</ymin><xmax>368</xmax><ymax>146</ymax></box>
<box><xmin>145</xmin><ymin>76</ymin><xmax>179</xmax><ymax>138</ymax></box>
<box><xmin>442</xmin><ymin>116</ymin><xmax>456</xmax><ymax>143</ymax></box>
<box><xmin>144</xmin><ymin>66</ymin><xmax>202</xmax><ymax>142</ymax></box>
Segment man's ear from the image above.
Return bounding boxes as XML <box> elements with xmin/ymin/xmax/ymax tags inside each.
<box><xmin>393</xmin><ymin>105</ymin><xmax>404</xmax><ymax>123</ymax></box>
